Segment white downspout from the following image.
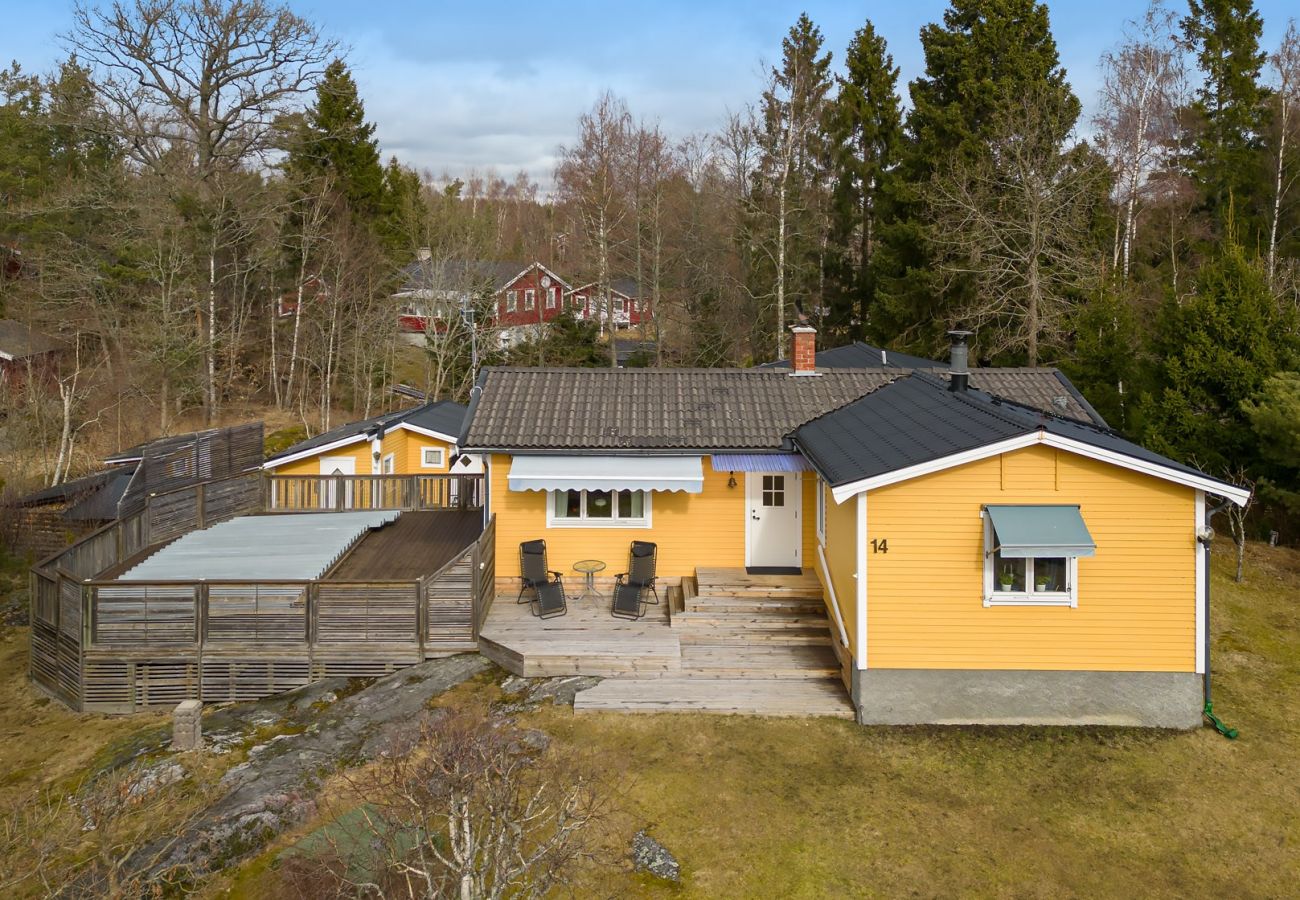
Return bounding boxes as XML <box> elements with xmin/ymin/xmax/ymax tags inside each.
<box><xmin>856</xmin><ymin>492</ymin><xmax>868</xmax><ymax>670</ymax></box>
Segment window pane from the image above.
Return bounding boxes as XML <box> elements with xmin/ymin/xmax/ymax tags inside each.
<box><xmin>1033</xmin><ymin>557</ymin><xmax>1068</xmax><ymax>593</ymax></box>
<box><xmin>993</xmin><ymin>552</ymin><xmax>1026</xmax><ymax>592</ymax></box>
<box><xmin>555</xmin><ymin>490</ymin><xmax>581</xmax><ymax>518</ymax></box>
<box><xmin>616</xmin><ymin>489</ymin><xmax>643</xmax><ymax>518</ymax></box>
<box><xmin>587</xmin><ymin>490</ymin><xmax>613</xmax><ymax>518</ymax></box>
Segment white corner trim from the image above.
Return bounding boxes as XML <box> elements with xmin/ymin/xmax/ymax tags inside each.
<box><xmin>262</xmin><ymin>432</ymin><xmax>369</xmax><ymax>470</ymax></box>
<box><xmin>856</xmin><ymin>492</ymin><xmax>868</xmax><ymax>671</ymax></box>
<box><xmin>1195</xmin><ymin>489</ymin><xmax>1206</xmax><ymax>675</ymax></box>
<box><xmin>828</xmin><ymin>431</ymin><xmax>1251</xmax><ymax>506</ymax></box>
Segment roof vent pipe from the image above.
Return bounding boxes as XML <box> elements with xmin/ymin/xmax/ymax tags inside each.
<box><xmin>947</xmin><ymin>329</ymin><xmax>973</xmax><ymax>392</ymax></box>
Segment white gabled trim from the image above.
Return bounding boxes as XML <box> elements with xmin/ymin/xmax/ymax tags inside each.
<box><xmin>830</xmin><ymin>435</ymin><xmax>1039</xmax><ymax>503</ymax></box>
<box><xmin>395</xmin><ymin>422</ymin><xmax>460</xmax><ymax>444</ymax></box>
<box><xmin>501</xmin><ymin>261</ymin><xmax>572</xmax><ymax>294</ymax></box>
<box><xmin>828</xmin><ymin>431</ymin><xmax>1251</xmax><ymax>507</ymax></box>
<box><xmin>856</xmin><ymin>492</ymin><xmax>868</xmax><ymax>671</ymax></box>
<box><xmin>1195</xmin><ymin>489</ymin><xmax>1206</xmax><ymax>675</ymax></box>
<box><xmin>1041</xmin><ymin>434</ymin><xmax>1251</xmax><ymax>506</ymax></box>
<box><xmin>262</xmin><ymin>432</ymin><xmax>368</xmax><ymax>470</ymax></box>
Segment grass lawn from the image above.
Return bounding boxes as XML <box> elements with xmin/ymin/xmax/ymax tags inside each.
<box><xmin>503</xmin><ymin>540</ymin><xmax>1300</xmax><ymax>898</ymax></box>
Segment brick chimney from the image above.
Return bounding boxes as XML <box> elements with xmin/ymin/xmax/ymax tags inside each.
<box><xmin>790</xmin><ymin>324</ymin><xmax>818</xmax><ymax>376</ymax></box>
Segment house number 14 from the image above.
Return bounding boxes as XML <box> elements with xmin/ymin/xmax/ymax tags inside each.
<box><xmin>871</xmin><ymin>538</ymin><xmax>889</xmax><ymax>554</ymax></box>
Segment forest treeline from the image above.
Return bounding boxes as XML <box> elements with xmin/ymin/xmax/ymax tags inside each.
<box><xmin>0</xmin><ymin>0</ymin><xmax>1298</xmax><ymax>538</ymax></box>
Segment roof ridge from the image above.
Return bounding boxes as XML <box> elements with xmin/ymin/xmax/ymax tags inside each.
<box><xmin>782</xmin><ymin>373</ymin><xmax>908</xmax><ymax>438</ymax></box>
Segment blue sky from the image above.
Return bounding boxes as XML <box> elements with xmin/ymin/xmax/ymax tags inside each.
<box><xmin>2</xmin><ymin>1</ymin><xmax>1297</xmax><ymax>186</ymax></box>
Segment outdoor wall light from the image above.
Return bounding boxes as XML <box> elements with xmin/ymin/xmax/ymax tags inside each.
<box><xmin>728</xmin><ymin>472</ymin><xmax>737</xmax><ymax>489</ymax></box>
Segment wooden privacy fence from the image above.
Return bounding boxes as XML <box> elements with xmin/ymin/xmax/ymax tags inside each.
<box><xmin>265</xmin><ymin>474</ymin><xmax>483</xmax><ymax>512</ymax></box>
<box><xmin>29</xmin><ymin>471</ymin><xmax>264</xmax><ymax>709</ymax></box>
<box><xmin>33</xmin><ymin>511</ymin><xmax>498</xmax><ymax>713</ymax></box>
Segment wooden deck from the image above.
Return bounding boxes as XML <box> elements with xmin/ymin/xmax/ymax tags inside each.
<box><xmin>479</xmin><ymin>567</ymin><xmax>854</xmax><ymax>718</ymax></box>
<box><xmin>327</xmin><ymin>510</ymin><xmax>483</xmax><ymax>580</ymax></box>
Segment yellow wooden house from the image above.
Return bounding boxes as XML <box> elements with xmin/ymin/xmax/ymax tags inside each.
<box><xmin>263</xmin><ymin>400</ymin><xmax>481</xmax><ymax>507</ymax></box>
<box><xmin>460</xmin><ymin>329</ymin><xmax>1248</xmax><ymax>727</ymax></box>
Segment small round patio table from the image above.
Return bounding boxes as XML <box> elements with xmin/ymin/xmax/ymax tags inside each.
<box><xmin>572</xmin><ymin>559</ymin><xmax>607</xmax><ymax>602</ymax></box>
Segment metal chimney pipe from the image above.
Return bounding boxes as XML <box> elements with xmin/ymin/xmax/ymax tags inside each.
<box><xmin>947</xmin><ymin>329</ymin><xmax>973</xmax><ymax>392</ymax></box>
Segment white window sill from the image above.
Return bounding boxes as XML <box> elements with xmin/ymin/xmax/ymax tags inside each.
<box><xmin>547</xmin><ymin>517</ymin><xmax>651</xmax><ymax>529</ymax></box>
<box><xmin>984</xmin><ymin>593</ymin><xmax>1076</xmax><ymax>608</ymax></box>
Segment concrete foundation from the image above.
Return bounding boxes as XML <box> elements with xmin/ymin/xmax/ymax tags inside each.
<box><xmin>851</xmin><ymin>668</ymin><xmax>1203</xmax><ymax>729</ymax></box>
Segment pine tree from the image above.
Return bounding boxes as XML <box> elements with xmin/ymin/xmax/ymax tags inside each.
<box><xmin>1181</xmin><ymin>0</ymin><xmax>1270</xmax><ymax>234</ymax></box>
<box><xmin>822</xmin><ymin>20</ymin><xmax>903</xmax><ymax>342</ymax></box>
<box><xmin>874</xmin><ymin>0</ymin><xmax>1078</xmax><ymax>356</ymax></box>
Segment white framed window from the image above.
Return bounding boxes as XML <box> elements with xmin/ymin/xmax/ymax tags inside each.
<box><xmin>382</xmin><ymin>453</ymin><xmax>395</xmax><ymax>474</ymax></box>
<box><xmin>982</xmin><ymin>515</ymin><xmax>1078</xmax><ymax>607</ymax></box>
<box><xmin>546</xmin><ymin>489</ymin><xmax>652</xmax><ymax>528</ymax></box>
<box><xmin>545</xmin><ymin>288</ymin><xmax>557</xmax><ymax>309</ymax></box>
<box><xmin>506</xmin><ymin>290</ymin><xmax>518</xmax><ymax>313</ymax></box>
<box><xmin>422</xmin><ymin>446</ymin><xmax>446</xmax><ymax>469</ymax></box>
<box><xmin>613</xmin><ymin>297</ymin><xmax>625</xmax><ymax>313</ymax></box>
<box><xmin>524</xmin><ymin>289</ymin><xmax>536</xmax><ymax>311</ymax></box>
<box><xmin>815</xmin><ymin>480</ymin><xmax>826</xmax><ymax>546</ymax></box>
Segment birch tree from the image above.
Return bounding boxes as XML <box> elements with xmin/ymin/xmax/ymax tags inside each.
<box><xmin>1267</xmin><ymin>21</ymin><xmax>1300</xmax><ymax>288</ymax></box>
<box><xmin>1095</xmin><ymin>1</ymin><xmax>1187</xmax><ymax>281</ymax></box>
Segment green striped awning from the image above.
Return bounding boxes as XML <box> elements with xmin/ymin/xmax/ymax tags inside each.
<box><xmin>986</xmin><ymin>505</ymin><xmax>1096</xmax><ymax>558</ymax></box>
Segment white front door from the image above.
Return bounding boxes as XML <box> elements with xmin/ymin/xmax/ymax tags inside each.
<box><xmin>319</xmin><ymin>456</ymin><xmax>355</xmax><ymax>508</ymax></box>
<box><xmin>745</xmin><ymin>472</ymin><xmax>802</xmax><ymax>568</ymax></box>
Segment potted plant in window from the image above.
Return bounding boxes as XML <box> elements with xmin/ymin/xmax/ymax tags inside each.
<box><xmin>1035</xmin><ymin>572</ymin><xmax>1051</xmax><ymax>592</ymax></box>
<box><xmin>999</xmin><ymin>566</ymin><xmax>1015</xmax><ymax>592</ymax></box>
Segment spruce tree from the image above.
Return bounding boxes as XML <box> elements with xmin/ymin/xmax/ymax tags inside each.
<box><xmin>1181</xmin><ymin>0</ymin><xmax>1270</xmax><ymax>234</ymax></box>
<box><xmin>874</xmin><ymin>0</ymin><xmax>1078</xmax><ymax>356</ymax></box>
<box><xmin>289</xmin><ymin>59</ymin><xmax>386</xmax><ymax>221</ymax></box>
<box><xmin>823</xmin><ymin>20</ymin><xmax>903</xmax><ymax>342</ymax></box>
<box><xmin>1143</xmin><ymin>238</ymin><xmax>1298</xmax><ymax>472</ymax></box>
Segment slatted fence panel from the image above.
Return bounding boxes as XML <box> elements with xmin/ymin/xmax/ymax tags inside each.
<box><xmin>133</xmin><ymin>660</ymin><xmax>199</xmax><ymax>706</ymax></box>
<box><xmin>93</xmin><ymin>585</ymin><xmax>197</xmax><ymax>647</ymax></box>
<box><xmin>82</xmin><ymin>657</ymin><xmax>132</xmax><ymax>711</ymax></box>
<box><xmin>146</xmin><ymin>487</ymin><xmax>201</xmax><ymax>544</ymax></box>
<box><xmin>424</xmin><ymin>551</ymin><xmax>475</xmax><ymax>650</ymax></box>
<box><xmin>474</xmin><ymin>515</ymin><xmax>496</xmax><ymax>636</ymax></box>
<box><xmin>30</xmin><ymin>620</ymin><xmax>59</xmax><ymax>694</ymax></box>
<box><xmin>316</xmin><ymin>584</ymin><xmax>419</xmax><ymax>644</ymax></box>
<box><xmin>201</xmin><ymin>656</ymin><xmax>311</xmax><ymax>703</ymax></box>
<box><xmin>207</xmin><ymin>584</ymin><xmax>308</xmax><ymax>645</ymax></box>
<box><xmin>32</xmin><ymin>571</ymin><xmax>58</xmax><ymax>625</ymax></box>
<box><xmin>203</xmin><ymin>474</ymin><xmax>261</xmax><ymax>523</ymax></box>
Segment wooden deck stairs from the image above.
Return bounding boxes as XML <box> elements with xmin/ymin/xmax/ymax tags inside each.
<box><xmin>574</xmin><ymin>567</ymin><xmax>853</xmax><ymax>718</ymax></box>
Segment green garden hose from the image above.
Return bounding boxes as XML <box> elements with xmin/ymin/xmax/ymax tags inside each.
<box><xmin>1203</xmin><ymin>701</ymin><xmax>1239</xmax><ymax>739</ymax></box>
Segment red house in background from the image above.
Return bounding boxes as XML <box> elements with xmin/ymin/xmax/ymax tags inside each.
<box><xmin>565</xmin><ymin>278</ymin><xmax>652</xmax><ymax>332</ymax></box>
<box><xmin>0</xmin><ymin>318</ymin><xmax>64</xmax><ymax>391</ymax></box>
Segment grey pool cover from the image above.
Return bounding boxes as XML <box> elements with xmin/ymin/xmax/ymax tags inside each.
<box><xmin>118</xmin><ymin>511</ymin><xmax>399</xmax><ymax>581</ymax></box>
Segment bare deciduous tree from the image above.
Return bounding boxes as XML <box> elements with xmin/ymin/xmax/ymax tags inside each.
<box><xmin>1268</xmin><ymin>20</ymin><xmax>1300</xmax><ymax>289</ymax></box>
<box><xmin>930</xmin><ymin>89</ymin><xmax>1106</xmax><ymax>365</ymax></box>
<box><xmin>291</xmin><ymin>707</ymin><xmax>614</xmax><ymax>900</ymax></box>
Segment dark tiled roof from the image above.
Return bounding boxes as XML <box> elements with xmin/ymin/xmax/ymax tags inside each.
<box><xmin>397</xmin><ymin>260</ymin><xmax>530</xmax><ymax>294</ymax></box>
<box><xmin>461</xmin><ymin>367</ymin><xmax>899</xmax><ymax>451</ymax></box>
<box><xmin>267</xmin><ymin>400</ymin><xmax>468</xmax><ymax>463</ymax></box>
<box><xmin>760</xmin><ymin>342</ymin><xmax>1106</xmax><ymax>426</ymax></box>
<box><xmin>0</xmin><ymin>318</ymin><xmax>63</xmax><ymax>360</ymax></box>
<box><xmin>16</xmin><ymin>467</ymin><xmax>128</xmax><ymax>506</ymax></box>
<box><xmin>795</xmin><ymin>373</ymin><xmax>1218</xmax><ymax>489</ymax></box>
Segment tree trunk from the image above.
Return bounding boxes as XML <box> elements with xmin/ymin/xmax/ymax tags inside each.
<box><xmin>1268</xmin><ymin>91</ymin><xmax>1289</xmax><ymax>288</ymax></box>
<box><xmin>776</xmin><ymin>161</ymin><xmax>789</xmax><ymax>359</ymax></box>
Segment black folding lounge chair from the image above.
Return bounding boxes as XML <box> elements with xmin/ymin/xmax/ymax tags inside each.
<box><xmin>518</xmin><ymin>539</ymin><xmax>567</xmax><ymax>619</ymax></box>
<box><xmin>611</xmin><ymin>540</ymin><xmax>658</xmax><ymax>620</ymax></box>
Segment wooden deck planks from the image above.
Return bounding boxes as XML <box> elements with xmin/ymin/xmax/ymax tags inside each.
<box><xmin>327</xmin><ymin>510</ymin><xmax>483</xmax><ymax>581</ymax></box>
<box><xmin>574</xmin><ymin>677</ymin><xmax>855</xmax><ymax>718</ymax></box>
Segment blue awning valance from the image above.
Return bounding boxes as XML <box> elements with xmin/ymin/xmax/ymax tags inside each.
<box><xmin>507</xmin><ymin>456</ymin><xmax>704</xmax><ymax>493</ymax></box>
<box><xmin>710</xmin><ymin>453</ymin><xmax>812</xmax><ymax>473</ymax></box>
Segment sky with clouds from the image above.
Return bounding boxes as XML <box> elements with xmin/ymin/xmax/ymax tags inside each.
<box><xmin>2</xmin><ymin>1</ymin><xmax>1297</xmax><ymax>189</ymax></box>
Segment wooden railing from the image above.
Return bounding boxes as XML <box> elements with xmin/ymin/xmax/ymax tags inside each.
<box><xmin>265</xmin><ymin>474</ymin><xmax>483</xmax><ymax>512</ymax></box>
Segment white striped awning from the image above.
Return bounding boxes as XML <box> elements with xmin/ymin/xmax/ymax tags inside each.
<box><xmin>507</xmin><ymin>455</ymin><xmax>704</xmax><ymax>493</ymax></box>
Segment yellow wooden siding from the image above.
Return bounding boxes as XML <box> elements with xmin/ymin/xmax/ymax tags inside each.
<box><xmin>864</xmin><ymin>444</ymin><xmax>1196</xmax><ymax>672</ymax></box>
<box><xmin>273</xmin><ymin>442</ymin><xmax>372</xmax><ymax>477</ymax></box>
<box><xmin>268</xmin><ymin>430</ymin><xmax>455</xmax><ymax>477</ymax></box>
<box><xmin>817</xmin><ymin>481</ymin><xmax>859</xmax><ymax>661</ymax></box>
<box><xmin>490</xmin><ymin>455</ymin><xmax>818</xmax><ymax>579</ymax></box>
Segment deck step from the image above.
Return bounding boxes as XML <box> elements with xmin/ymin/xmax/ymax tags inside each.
<box><xmin>574</xmin><ymin>677</ymin><xmax>854</xmax><ymax>718</ymax></box>
<box><xmin>678</xmin><ymin>631</ymin><xmax>832</xmax><ymax>646</ymax></box>
<box><xmin>685</xmin><ymin>597</ymin><xmax>827</xmax><ymax>613</ymax></box>
<box><xmin>672</xmin><ymin>613</ymin><xmax>830</xmax><ymax>629</ymax></box>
